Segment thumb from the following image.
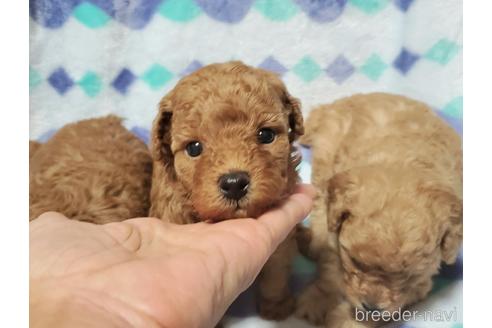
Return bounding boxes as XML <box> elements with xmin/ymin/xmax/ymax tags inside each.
<box><xmin>257</xmin><ymin>184</ymin><xmax>316</xmax><ymax>252</ymax></box>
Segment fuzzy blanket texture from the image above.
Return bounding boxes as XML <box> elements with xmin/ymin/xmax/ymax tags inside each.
<box><xmin>30</xmin><ymin>1</ymin><xmax>463</xmax><ymax>327</ymax></box>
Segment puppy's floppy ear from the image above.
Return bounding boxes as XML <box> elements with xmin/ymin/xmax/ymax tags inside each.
<box><xmin>422</xmin><ymin>184</ymin><xmax>463</xmax><ymax>264</ymax></box>
<box><xmin>151</xmin><ymin>96</ymin><xmax>175</xmax><ymax>176</ymax></box>
<box><xmin>283</xmin><ymin>91</ymin><xmax>304</xmax><ymax>142</ymax></box>
<box><xmin>327</xmin><ymin>167</ymin><xmax>388</xmax><ymax>233</ymax></box>
<box><xmin>263</xmin><ymin>71</ymin><xmax>304</xmax><ymax>142</ymax></box>
<box><xmin>327</xmin><ymin>171</ymin><xmax>356</xmax><ymax>233</ymax></box>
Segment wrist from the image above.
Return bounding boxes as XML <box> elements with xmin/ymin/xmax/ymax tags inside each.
<box><xmin>30</xmin><ymin>278</ymin><xmax>165</xmax><ymax>328</ymax></box>
<box><xmin>30</xmin><ymin>279</ymin><xmax>125</xmax><ymax>328</ymax></box>
<box><xmin>30</xmin><ymin>279</ymin><xmax>72</xmax><ymax>327</ymax></box>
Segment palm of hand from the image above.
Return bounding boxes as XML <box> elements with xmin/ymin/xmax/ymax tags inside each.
<box><xmin>30</xmin><ymin>214</ymin><xmax>275</xmax><ymax>327</ymax></box>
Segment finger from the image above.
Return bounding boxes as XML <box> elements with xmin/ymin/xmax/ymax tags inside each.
<box><xmin>294</xmin><ymin>183</ymin><xmax>317</xmax><ymax>198</ymax></box>
<box><xmin>257</xmin><ymin>189</ymin><xmax>314</xmax><ymax>249</ymax></box>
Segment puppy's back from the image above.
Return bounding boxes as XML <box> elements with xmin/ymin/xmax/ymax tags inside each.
<box><xmin>30</xmin><ymin>115</ymin><xmax>152</xmax><ymax>223</ymax></box>
<box><xmin>303</xmin><ymin>93</ymin><xmax>461</xmax><ymax>187</ymax></box>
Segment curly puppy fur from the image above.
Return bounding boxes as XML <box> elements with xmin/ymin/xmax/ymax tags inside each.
<box><xmin>29</xmin><ymin>115</ymin><xmax>152</xmax><ymax>224</ymax></box>
<box><xmin>295</xmin><ymin>93</ymin><xmax>462</xmax><ymax>327</ymax></box>
<box><xmin>149</xmin><ymin>61</ymin><xmax>304</xmax><ymax>320</ymax></box>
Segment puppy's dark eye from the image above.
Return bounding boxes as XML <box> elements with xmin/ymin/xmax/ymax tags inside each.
<box><xmin>185</xmin><ymin>141</ymin><xmax>203</xmax><ymax>157</ymax></box>
<box><xmin>257</xmin><ymin>128</ymin><xmax>276</xmax><ymax>144</ymax></box>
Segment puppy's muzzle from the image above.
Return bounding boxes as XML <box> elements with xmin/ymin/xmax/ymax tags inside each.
<box><xmin>219</xmin><ymin>171</ymin><xmax>250</xmax><ymax>201</ymax></box>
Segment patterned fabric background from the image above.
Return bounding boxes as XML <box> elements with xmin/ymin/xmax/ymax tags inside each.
<box><xmin>29</xmin><ymin>1</ymin><xmax>463</xmax><ymax>327</ymax></box>
<box><xmin>29</xmin><ymin>0</ymin><xmax>462</xmax><ymax>140</ymax></box>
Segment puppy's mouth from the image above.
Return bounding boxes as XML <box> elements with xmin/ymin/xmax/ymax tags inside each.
<box><xmin>195</xmin><ymin>195</ymin><xmax>277</xmax><ymax>223</ymax></box>
<box><xmin>202</xmin><ymin>200</ymin><xmax>252</xmax><ymax>223</ymax></box>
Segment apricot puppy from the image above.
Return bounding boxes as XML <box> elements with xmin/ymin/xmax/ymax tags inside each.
<box><xmin>149</xmin><ymin>61</ymin><xmax>304</xmax><ymax>320</ymax></box>
<box><xmin>296</xmin><ymin>93</ymin><xmax>462</xmax><ymax>327</ymax></box>
<box><xmin>30</xmin><ymin>115</ymin><xmax>152</xmax><ymax>223</ymax></box>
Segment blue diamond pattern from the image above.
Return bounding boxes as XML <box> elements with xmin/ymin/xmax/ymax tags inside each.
<box><xmin>112</xmin><ymin>0</ymin><xmax>162</xmax><ymax>29</ymax></box>
<box><xmin>195</xmin><ymin>0</ymin><xmax>254</xmax><ymax>23</ymax></box>
<box><xmin>393</xmin><ymin>0</ymin><xmax>414</xmax><ymax>12</ymax></box>
<box><xmin>29</xmin><ymin>0</ymin><xmax>439</xmax><ymax>29</ymax></box>
<box><xmin>130</xmin><ymin>126</ymin><xmax>150</xmax><ymax>144</ymax></box>
<box><xmin>258</xmin><ymin>56</ymin><xmax>287</xmax><ymax>76</ymax></box>
<box><xmin>326</xmin><ymin>55</ymin><xmax>354</xmax><ymax>84</ymax></box>
<box><xmin>180</xmin><ymin>60</ymin><xmax>203</xmax><ymax>77</ymax></box>
<box><xmin>393</xmin><ymin>48</ymin><xmax>420</xmax><ymax>75</ymax></box>
<box><xmin>29</xmin><ymin>0</ymin><xmax>78</xmax><ymax>29</ymax></box>
<box><xmin>112</xmin><ymin>68</ymin><xmax>136</xmax><ymax>94</ymax></box>
<box><xmin>33</xmin><ymin>50</ymin><xmax>459</xmax><ymax>100</ymax></box>
<box><xmin>295</xmin><ymin>0</ymin><xmax>347</xmax><ymax>23</ymax></box>
<box><xmin>48</xmin><ymin>68</ymin><xmax>74</xmax><ymax>95</ymax></box>
<box><xmin>38</xmin><ymin>129</ymin><xmax>58</xmax><ymax>143</ymax></box>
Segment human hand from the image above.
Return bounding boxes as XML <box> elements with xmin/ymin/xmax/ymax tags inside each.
<box><xmin>30</xmin><ymin>184</ymin><xmax>314</xmax><ymax>328</ymax></box>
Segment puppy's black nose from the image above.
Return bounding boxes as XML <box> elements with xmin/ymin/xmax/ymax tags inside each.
<box><xmin>219</xmin><ymin>171</ymin><xmax>250</xmax><ymax>200</ymax></box>
<box><xmin>362</xmin><ymin>303</ymin><xmax>381</xmax><ymax>312</ymax></box>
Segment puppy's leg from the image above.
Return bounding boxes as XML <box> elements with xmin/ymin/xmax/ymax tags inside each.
<box><xmin>257</xmin><ymin>232</ymin><xmax>297</xmax><ymax>320</ymax></box>
<box><xmin>295</xmin><ymin>248</ymin><xmax>342</xmax><ymax>325</ymax></box>
<box><xmin>301</xmin><ymin>189</ymin><xmax>332</xmax><ymax>259</ymax></box>
<box><xmin>296</xmin><ymin>224</ymin><xmax>313</xmax><ymax>259</ymax></box>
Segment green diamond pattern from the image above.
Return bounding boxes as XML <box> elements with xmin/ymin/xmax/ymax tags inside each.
<box><xmin>425</xmin><ymin>39</ymin><xmax>460</xmax><ymax>65</ymax></box>
<box><xmin>254</xmin><ymin>0</ymin><xmax>298</xmax><ymax>21</ymax></box>
<box><xmin>159</xmin><ymin>0</ymin><xmax>201</xmax><ymax>22</ymax></box>
<box><xmin>78</xmin><ymin>71</ymin><xmax>102</xmax><ymax>97</ymax></box>
<box><xmin>142</xmin><ymin>64</ymin><xmax>173</xmax><ymax>90</ymax></box>
<box><xmin>30</xmin><ymin>67</ymin><xmax>42</xmax><ymax>89</ymax></box>
<box><xmin>73</xmin><ymin>2</ymin><xmax>111</xmax><ymax>29</ymax></box>
<box><xmin>292</xmin><ymin>56</ymin><xmax>321</xmax><ymax>82</ymax></box>
<box><xmin>442</xmin><ymin>96</ymin><xmax>463</xmax><ymax>118</ymax></box>
<box><xmin>360</xmin><ymin>54</ymin><xmax>388</xmax><ymax>81</ymax></box>
<box><xmin>349</xmin><ymin>0</ymin><xmax>389</xmax><ymax>14</ymax></box>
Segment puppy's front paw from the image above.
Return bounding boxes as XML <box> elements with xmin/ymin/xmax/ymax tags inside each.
<box><xmin>295</xmin><ymin>284</ymin><xmax>329</xmax><ymax>326</ymax></box>
<box><xmin>258</xmin><ymin>295</ymin><xmax>295</xmax><ymax>321</ymax></box>
<box><xmin>296</xmin><ymin>224</ymin><xmax>314</xmax><ymax>258</ymax></box>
